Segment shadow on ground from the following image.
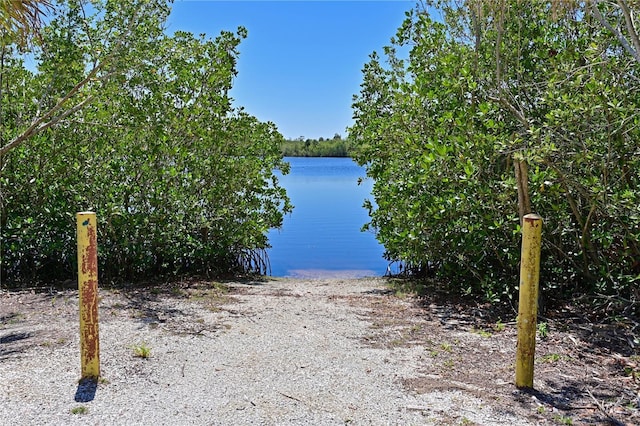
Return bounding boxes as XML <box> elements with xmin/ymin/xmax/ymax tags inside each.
<box><xmin>74</xmin><ymin>378</ymin><xmax>98</xmax><ymax>402</ymax></box>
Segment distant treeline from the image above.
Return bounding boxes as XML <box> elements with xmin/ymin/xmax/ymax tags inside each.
<box><xmin>281</xmin><ymin>134</ymin><xmax>353</xmax><ymax>157</ymax></box>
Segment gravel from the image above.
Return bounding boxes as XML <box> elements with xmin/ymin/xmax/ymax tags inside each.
<box><xmin>0</xmin><ymin>277</ymin><xmax>535</xmax><ymax>425</ymax></box>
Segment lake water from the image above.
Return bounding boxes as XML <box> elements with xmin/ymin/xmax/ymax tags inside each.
<box><xmin>267</xmin><ymin>157</ymin><xmax>389</xmax><ymax>278</ymax></box>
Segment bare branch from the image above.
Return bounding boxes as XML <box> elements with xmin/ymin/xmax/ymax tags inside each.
<box><xmin>591</xmin><ymin>0</ymin><xmax>640</xmax><ymax>63</ymax></box>
<box><xmin>617</xmin><ymin>0</ymin><xmax>640</xmax><ymax>58</ymax></box>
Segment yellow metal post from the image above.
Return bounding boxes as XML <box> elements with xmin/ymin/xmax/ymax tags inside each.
<box><xmin>515</xmin><ymin>213</ymin><xmax>543</xmax><ymax>388</ymax></box>
<box><xmin>77</xmin><ymin>211</ymin><xmax>100</xmax><ymax>379</ymax></box>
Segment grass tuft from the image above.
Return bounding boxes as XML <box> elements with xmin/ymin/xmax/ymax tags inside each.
<box><xmin>132</xmin><ymin>342</ymin><xmax>151</xmax><ymax>359</ymax></box>
<box><xmin>71</xmin><ymin>406</ymin><xmax>88</xmax><ymax>415</ymax></box>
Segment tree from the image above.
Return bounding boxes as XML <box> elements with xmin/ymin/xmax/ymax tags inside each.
<box><xmin>0</xmin><ymin>0</ymin><xmax>171</xmax><ymax>158</ymax></box>
<box><xmin>1</xmin><ymin>1</ymin><xmax>292</xmax><ymax>282</ymax></box>
<box><xmin>468</xmin><ymin>0</ymin><xmax>640</xmax><ymax>288</ymax></box>
<box><xmin>351</xmin><ymin>1</ymin><xmax>640</xmax><ymax>299</ymax></box>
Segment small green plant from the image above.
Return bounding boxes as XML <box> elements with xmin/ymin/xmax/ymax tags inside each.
<box><xmin>472</xmin><ymin>327</ymin><xmax>492</xmax><ymax>337</ymax></box>
<box><xmin>210</xmin><ymin>281</ymin><xmax>230</xmax><ymax>293</ymax></box>
<box><xmin>495</xmin><ymin>320</ymin><xmax>506</xmax><ymax>332</ymax></box>
<box><xmin>440</xmin><ymin>342</ymin><xmax>452</xmax><ymax>352</ymax></box>
<box><xmin>132</xmin><ymin>343</ymin><xmax>151</xmax><ymax>359</ymax></box>
<box><xmin>71</xmin><ymin>406</ymin><xmax>88</xmax><ymax>415</ymax></box>
<box><xmin>443</xmin><ymin>359</ymin><xmax>455</xmax><ymax>369</ymax></box>
<box><xmin>624</xmin><ymin>366</ymin><xmax>640</xmax><ymax>380</ymax></box>
<box><xmin>394</xmin><ymin>290</ymin><xmax>408</xmax><ymax>299</ymax></box>
<box><xmin>541</xmin><ymin>353</ymin><xmax>562</xmax><ymax>363</ymax></box>
<box><xmin>42</xmin><ymin>337</ymin><xmax>69</xmax><ymax>347</ymax></box>
<box><xmin>552</xmin><ymin>414</ymin><xmax>573</xmax><ymax>425</ymax></box>
<box><xmin>537</xmin><ymin>322</ymin><xmax>549</xmax><ymax>339</ymax></box>
<box><xmin>537</xmin><ymin>405</ymin><xmax>546</xmax><ymax>414</ymax></box>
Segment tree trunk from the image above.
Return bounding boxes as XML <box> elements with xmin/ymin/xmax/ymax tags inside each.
<box><xmin>514</xmin><ymin>158</ymin><xmax>531</xmax><ymax>223</ymax></box>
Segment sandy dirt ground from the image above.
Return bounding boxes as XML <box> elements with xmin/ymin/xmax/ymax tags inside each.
<box><xmin>1</xmin><ymin>277</ymin><xmax>638</xmax><ymax>425</ymax></box>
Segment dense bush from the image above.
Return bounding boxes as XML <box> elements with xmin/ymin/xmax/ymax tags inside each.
<box><xmin>351</xmin><ymin>2</ymin><xmax>640</xmax><ymax>301</ymax></box>
<box><xmin>0</xmin><ymin>1</ymin><xmax>291</xmax><ymax>284</ymax></box>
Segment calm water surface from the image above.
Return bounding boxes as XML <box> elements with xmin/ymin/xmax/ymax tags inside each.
<box><xmin>267</xmin><ymin>157</ymin><xmax>388</xmax><ymax>278</ymax></box>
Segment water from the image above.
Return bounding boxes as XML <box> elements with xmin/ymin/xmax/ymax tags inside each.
<box><xmin>267</xmin><ymin>157</ymin><xmax>389</xmax><ymax>278</ymax></box>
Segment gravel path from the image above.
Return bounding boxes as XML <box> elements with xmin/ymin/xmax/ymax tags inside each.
<box><xmin>1</xmin><ymin>277</ymin><xmax>533</xmax><ymax>425</ymax></box>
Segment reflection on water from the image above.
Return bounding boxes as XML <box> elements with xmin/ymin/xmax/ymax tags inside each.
<box><xmin>267</xmin><ymin>157</ymin><xmax>389</xmax><ymax>278</ymax></box>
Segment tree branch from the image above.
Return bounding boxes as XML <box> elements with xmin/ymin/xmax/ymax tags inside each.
<box><xmin>487</xmin><ymin>94</ymin><xmax>530</xmax><ymax>128</ymax></box>
<box><xmin>0</xmin><ymin>95</ymin><xmax>94</xmax><ymax>157</ymax></box>
<box><xmin>0</xmin><ymin>63</ymin><xmax>102</xmax><ymax>157</ymax></box>
<box><xmin>617</xmin><ymin>0</ymin><xmax>640</xmax><ymax>60</ymax></box>
<box><xmin>591</xmin><ymin>0</ymin><xmax>640</xmax><ymax>63</ymax></box>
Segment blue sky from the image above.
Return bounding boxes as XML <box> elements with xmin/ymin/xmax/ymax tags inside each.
<box><xmin>166</xmin><ymin>1</ymin><xmax>415</xmax><ymax>140</ymax></box>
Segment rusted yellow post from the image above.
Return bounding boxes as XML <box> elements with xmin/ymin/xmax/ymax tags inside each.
<box><xmin>77</xmin><ymin>211</ymin><xmax>100</xmax><ymax>379</ymax></box>
<box><xmin>515</xmin><ymin>213</ymin><xmax>543</xmax><ymax>388</ymax></box>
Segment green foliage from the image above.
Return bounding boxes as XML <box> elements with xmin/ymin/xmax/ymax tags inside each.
<box><xmin>280</xmin><ymin>135</ymin><xmax>353</xmax><ymax>157</ymax></box>
<box><xmin>70</xmin><ymin>406</ymin><xmax>88</xmax><ymax>415</ymax></box>
<box><xmin>540</xmin><ymin>353</ymin><xmax>562</xmax><ymax>363</ymax></box>
<box><xmin>350</xmin><ymin>2</ymin><xmax>640</xmax><ymax>301</ymax></box>
<box><xmin>0</xmin><ymin>1</ymin><xmax>291</xmax><ymax>284</ymax></box>
<box><xmin>132</xmin><ymin>342</ymin><xmax>151</xmax><ymax>359</ymax></box>
<box><xmin>537</xmin><ymin>322</ymin><xmax>549</xmax><ymax>339</ymax></box>
<box><xmin>552</xmin><ymin>414</ymin><xmax>573</xmax><ymax>425</ymax></box>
